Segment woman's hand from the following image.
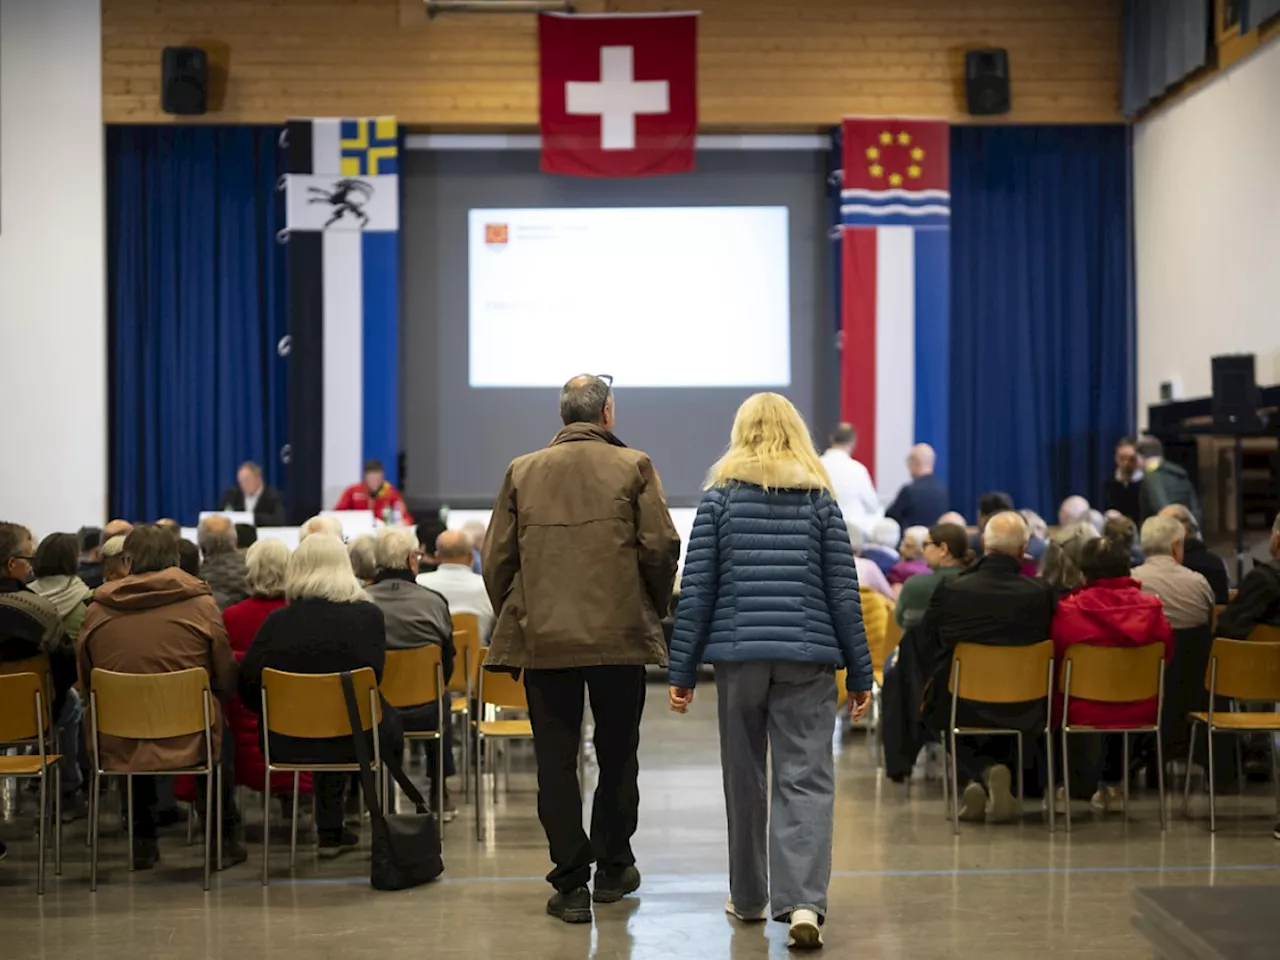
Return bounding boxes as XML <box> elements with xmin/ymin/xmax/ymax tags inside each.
<box><xmin>850</xmin><ymin>689</ymin><xmax>872</xmax><ymax>721</ymax></box>
<box><xmin>670</xmin><ymin>686</ymin><xmax>695</xmax><ymax>713</ymax></box>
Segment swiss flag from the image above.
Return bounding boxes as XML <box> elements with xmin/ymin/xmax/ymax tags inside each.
<box><xmin>538</xmin><ymin>12</ymin><xmax>698</xmax><ymax>178</ymax></box>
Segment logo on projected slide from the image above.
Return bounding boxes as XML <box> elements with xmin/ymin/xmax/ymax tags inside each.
<box><xmin>484</xmin><ymin>224</ymin><xmax>509</xmax><ymax>250</ymax></box>
<box><xmin>307</xmin><ymin>178</ymin><xmax>374</xmax><ymax>229</ymax></box>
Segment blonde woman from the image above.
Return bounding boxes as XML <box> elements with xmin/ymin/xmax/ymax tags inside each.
<box><xmin>668</xmin><ymin>393</ymin><xmax>872</xmax><ymax>950</ymax></box>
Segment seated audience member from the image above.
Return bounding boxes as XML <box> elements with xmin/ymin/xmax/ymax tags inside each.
<box><xmin>820</xmin><ymin>422</ymin><xmax>881</xmax><ymax>536</ymax></box>
<box><xmin>1052</xmin><ymin>536</ymin><xmax>1172</xmax><ymax>812</ymax></box>
<box><xmin>1039</xmin><ymin>522</ymin><xmax>1098</xmax><ymax>596</ymax></box>
<box><xmin>970</xmin><ymin>492</ymin><xmax>1014</xmax><ymax>555</ymax></box>
<box><xmin>1088</xmin><ymin>509</ymin><xmax>1106</xmax><ymax>535</ymax></box>
<box><xmin>220</xmin><ymin>460</ymin><xmax>287</xmax><ymax>527</ymax></box>
<box><xmin>177</xmin><ymin>539</ymin><xmax>202</xmax><ymax>577</ymax></box>
<box><xmin>846</xmin><ymin>522</ymin><xmax>895</xmax><ymax>600</ymax></box>
<box><xmin>198</xmin><ymin>515</ymin><xmax>249</xmax><ymax>609</ymax></box>
<box><xmin>937</xmin><ymin>511</ymin><xmax>966</xmax><ymax>527</ymax></box>
<box><xmin>865</xmin><ymin>518</ymin><xmax>902</xmax><ymax>577</ymax></box>
<box><xmin>366</xmin><ymin>526</ymin><xmax>456</xmax><ymax>818</ymax></box>
<box><xmin>99</xmin><ymin>535</ymin><xmax>130</xmax><ymax>583</ymax></box>
<box><xmin>415</xmin><ymin>518</ymin><xmax>449</xmax><ymax>575</ymax></box>
<box><xmin>1136</xmin><ymin>436</ymin><xmax>1202</xmax><ymax>525</ymax></box>
<box><xmin>299</xmin><ymin>514</ymin><xmax>344</xmax><ymax>541</ymax></box>
<box><xmin>1020</xmin><ymin>510</ymin><xmax>1049</xmax><ymax>561</ymax></box>
<box><xmin>29</xmin><ymin>532</ymin><xmax>92</xmax><ymax>643</ymax></box>
<box><xmin>81</xmin><ymin>519</ymin><xmax>132</xmax><ymax>590</ymax></box>
<box><xmin>924</xmin><ymin>512</ymin><xmax>1056</xmax><ymax>823</ymax></box>
<box><xmin>1159</xmin><ymin>504</ymin><xmax>1230</xmax><ymax>604</ymax></box>
<box><xmin>1058</xmin><ymin>495</ymin><xmax>1091</xmax><ymax>529</ymax></box>
<box><xmin>1103</xmin><ymin>514</ymin><xmax>1144</xmax><ymax>567</ymax></box>
<box><xmin>1132</xmin><ymin>516</ymin><xmax>1214</xmax><ymax>629</ymax></box>
<box><xmin>79</xmin><ymin>525</ymin><xmax>242</xmax><ymax>868</ymax></box>
<box><xmin>238</xmin><ymin>534</ymin><xmax>395</xmax><ymax>858</ymax></box>
<box><xmin>78</xmin><ymin>526</ymin><xmax>103</xmax><ymax>588</ymax></box>
<box><xmin>156</xmin><ymin>518</ymin><xmax>182</xmax><ymax>540</ymax></box>
<box><xmin>1105</xmin><ymin>436</ymin><xmax>1144</xmax><ymax>522</ymax></box>
<box><xmin>885</xmin><ymin>443</ymin><xmax>949</xmax><ymax>530</ymax></box>
<box><xmin>347</xmin><ymin>534</ymin><xmax>378</xmax><ymax>584</ymax></box>
<box><xmin>334</xmin><ymin>459</ymin><xmax>415</xmax><ymax>525</ymax></box>
<box><xmin>418</xmin><ymin>529</ymin><xmax>496</xmax><ymax>645</ymax></box>
<box><xmin>888</xmin><ymin>526</ymin><xmax>931</xmax><ymax>592</ymax></box>
<box><xmin>221</xmin><ymin>540</ymin><xmax>307</xmax><ymax>802</ymax></box>
<box><xmin>895</xmin><ymin>522</ymin><xmax>969</xmax><ymax>628</ymax></box>
<box><xmin>0</xmin><ymin>523</ymin><xmax>85</xmax><ymax>827</ymax></box>
<box><xmin>1216</xmin><ymin>515</ymin><xmax>1280</xmax><ymax>639</ymax></box>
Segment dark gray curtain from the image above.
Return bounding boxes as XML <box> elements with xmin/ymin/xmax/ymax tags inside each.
<box><xmin>1122</xmin><ymin>0</ymin><xmax>1212</xmax><ymax>117</ymax></box>
<box><xmin>1245</xmin><ymin>0</ymin><xmax>1280</xmax><ymax>30</ymax></box>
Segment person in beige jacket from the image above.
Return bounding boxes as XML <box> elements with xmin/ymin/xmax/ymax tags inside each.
<box><xmin>79</xmin><ymin>524</ymin><xmax>241</xmax><ymax>869</ymax></box>
<box><xmin>484</xmin><ymin>374</ymin><xmax>680</xmax><ymax>924</ymax></box>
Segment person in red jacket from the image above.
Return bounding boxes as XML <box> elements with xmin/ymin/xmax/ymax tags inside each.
<box><xmin>1052</xmin><ymin>535</ymin><xmax>1173</xmax><ymax>814</ymax></box>
<box><xmin>334</xmin><ymin>459</ymin><xmax>415</xmax><ymax>525</ymax></box>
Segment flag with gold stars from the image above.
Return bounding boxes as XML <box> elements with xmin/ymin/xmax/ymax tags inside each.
<box><xmin>838</xmin><ymin>118</ymin><xmax>950</xmax><ymax>498</ymax></box>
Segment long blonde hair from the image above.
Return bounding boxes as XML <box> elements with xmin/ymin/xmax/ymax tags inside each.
<box><xmin>707</xmin><ymin>393</ymin><xmax>832</xmax><ymax>492</ymax></box>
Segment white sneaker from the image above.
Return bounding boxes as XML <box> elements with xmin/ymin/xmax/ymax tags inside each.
<box><xmin>725</xmin><ymin>898</ymin><xmax>768</xmax><ymax>922</ymax></box>
<box><xmin>958</xmin><ymin>782</ymin><xmax>987</xmax><ymax>822</ymax></box>
<box><xmin>787</xmin><ymin>908</ymin><xmax>823</xmax><ymax>949</ymax></box>
<box><xmin>984</xmin><ymin>765</ymin><xmax>1018</xmax><ymax>824</ymax></box>
<box><xmin>1091</xmin><ymin>785</ymin><xmax>1121</xmax><ymax>815</ymax></box>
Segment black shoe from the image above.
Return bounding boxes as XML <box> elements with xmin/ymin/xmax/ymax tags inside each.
<box><xmin>0</xmin><ymin>840</ymin><xmax>7</xmax><ymax>862</ymax></box>
<box><xmin>60</xmin><ymin>793</ymin><xmax>88</xmax><ymax>824</ymax></box>
<box><xmin>547</xmin><ymin>886</ymin><xmax>593</xmax><ymax>923</ymax></box>
<box><xmin>132</xmin><ymin>837</ymin><xmax>160</xmax><ymax>870</ymax></box>
<box><xmin>593</xmin><ymin>865</ymin><xmax>642</xmax><ymax>903</ymax></box>
<box><xmin>220</xmin><ymin>836</ymin><xmax>249</xmax><ymax>869</ymax></box>
<box><xmin>318</xmin><ymin>827</ymin><xmax>360</xmax><ymax>859</ymax></box>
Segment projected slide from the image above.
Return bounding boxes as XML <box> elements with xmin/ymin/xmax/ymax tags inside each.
<box><xmin>468</xmin><ymin>207</ymin><xmax>790</xmax><ymax>388</ymax></box>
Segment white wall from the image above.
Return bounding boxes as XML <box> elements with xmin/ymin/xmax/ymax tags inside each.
<box><xmin>1134</xmin><ymin>40</ymin><xmax>1280</xmax><ymax>420</ymax></box>
<box><xmin>0</xmin><ymin>0</ymin><xmax>106</xmax><ymax>539</ymax></box>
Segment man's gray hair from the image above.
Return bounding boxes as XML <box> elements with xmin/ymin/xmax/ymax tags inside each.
<box><xmin>245</xmin><ymin>539</ymin><xmax>290</xmax><ymax>598</ymax></box>
<box><xmin>347</xmin><ymin>535</ymin><xmax>377</xmax><ymax>581</ymax></box>
<box><xmin>197</xmin><ymin>516</ymin><xmax>238</xmax><ymax>557</ymax></box>
<box><xmin>300</xmin><ymin>515</ymin><xmax>344</xmax><ymax>541</ymax></box>
<box><xmin>983</xmin><ymin>511</ymin><xmax>1029</xmax><ymax>558</ymax></box>
<box><xmin>559</xmin><ymin>375</ymin><xmax>611</xmax><ymax>426</ymax></box>
<box><xmin>375</xmin><ymin>526</ymin><xmax>419</xmax><ymax>571</ymax></box>
<box><xmin>1140</xmin><ymin>515</ymin><xmax>1185</xmax><ymax>557</ymax></box>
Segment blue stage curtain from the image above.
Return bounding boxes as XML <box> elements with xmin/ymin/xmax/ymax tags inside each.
<box><xmin>948</xmin><ymin>125</ymin><xmax>1133</xmax><ymax>520</ymax></box>
<box><xmin>1122</xmin><ymin>0</ymin><xmax>1212</xmax><ymax>117</ymax></box>
<box><xmin>108</xmin><ymin>126</ymin><xmax>288</xmax><ymax>524</ymax></box>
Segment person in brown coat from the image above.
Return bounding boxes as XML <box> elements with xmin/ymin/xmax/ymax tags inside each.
<box><xmin>484</xmin><ymin>374</ymin><xmax>680</xmax><ymax>924</ymax></box>
<box><xmin>79</xmin><ymin>524</ymin><xmax>243</xmax><ymax>869</ymax></box>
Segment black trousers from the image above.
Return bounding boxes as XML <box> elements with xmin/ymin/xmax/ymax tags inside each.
<box><xmin>523</xmin><ymin>665</ymin><xmax>646</xmax><ymax>893</ymax></box>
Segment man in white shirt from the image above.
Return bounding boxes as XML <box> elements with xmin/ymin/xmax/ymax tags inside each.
<box><xmin>417</xmin><ymin>529</ymin><xmax>495</xmax><ymax>644</ymax></box>
<box><xmin>820</xmin><ymin>423</ymin><xmax>881</xmax><ymax>536</ymax></box>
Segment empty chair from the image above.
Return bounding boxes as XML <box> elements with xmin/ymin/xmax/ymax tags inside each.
<box><xmin>381</xmin><ymin>645</ymin><xmax>447</xmax><ymax>827</ymax></box>
<box><xmin>473</xmin><ymin>649</ymin><xmax>535</xmax><ymax>842</ymax></box>
<box><xmin>0</xmin><ymin>671</ymin><xmax>62</xmax><ymax>894</ymax></box>
<box><xmin>450</xmin><ymin>612</ymin><xmax>481</xmax><ymax>798</ymax></box>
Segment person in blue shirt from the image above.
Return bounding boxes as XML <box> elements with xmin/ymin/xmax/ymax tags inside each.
<box><xmin>885</xmin><ymin>443</ymin><xmax>950</xmax><ymax>529</ymax></box>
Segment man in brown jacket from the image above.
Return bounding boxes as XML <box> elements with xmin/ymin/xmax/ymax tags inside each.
<box><xmin>79</xmin><ymin>524</ymin><xmax>242</xmax><ymax>869</ymax></box>
<box><xmin>484</xmin><ymin>374</ymin><xmax>680</xmax><ymax>924</ymax></box>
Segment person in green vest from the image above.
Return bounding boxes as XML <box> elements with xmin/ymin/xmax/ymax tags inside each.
<box><xmin>895</xmin><ymin>522</ymin><xmax>971</xmax><ymax>628</ymax></box>
<box><xmin>1136</xmin><ymin>435</ymin><xmax>1202</xmax><ymax>527</ymax></box>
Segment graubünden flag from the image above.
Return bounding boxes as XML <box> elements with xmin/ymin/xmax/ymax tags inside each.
<box><xmin>840</xmin><ymin>118</ymin><xmax>950</xmax><ymax>500</ymax></box>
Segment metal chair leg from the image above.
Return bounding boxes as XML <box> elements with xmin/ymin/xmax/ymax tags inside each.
<box><xmin>950</xmin><ymin>731</ymin><xmax>961</xmax><ymax>836</ymax></box>
<box><xmin>1207</xmin><ymin>724</ymin><xmax>1218</xmax><ymax>832</ymax></box>
<box><xmin>1016</xmin><ymin>733</ymin><xmax>1025</xmax><ymax>804</ymax></box>
<box><xmin>187</xmin><ymin>803</ymin><xmax>195</xmax><ymax>845</ymax></box>
<box><xmin>37</xmin><ymin>771</ymin><xmax>47</xmax><ymax>895</ymax></box>
<box><xmin>127</xmin><ymin>774</ymin><xmax>135</xmax><ymax>872</ymax></box>
<box><xmin>939</xmin><ymin>736</ymin><xmax>950</xmax><ymax>818</ymax></box>
<box><xmin>216</xmin><ymin>765</ymin><xmax>224</xmax><ymax>875</ymax></box>
<box><xmin>437</xmin><ymin>734</ymin><xmax>446</xmax><ymax>832</ymax></box>
<box><xmin>261</xmin><ymin>769</ymin><xmax>271</xmax><ymax>886</ymax></box>
<box><xmin>204</xmin><ymin>768</ymin><xmax>214</xmax><ymax>891</ymax></box>
<box><xmin>1157</xmin><ymin>730</ymin><xmax>1167</xmax><ymax>831</ymax></box>
<box><xmin>90</xmin><ymin>772</ymin><xmax>100</xmax><ymax>892</ymax></box>
<box><xmin>475</xmin><ymin>733</ymin><xmax>484</xmax><ymax>842</ymax></box>
<box><xmin>1183</xmin><ymin>725</ymin><xmax>1197</xmax><ymax>818</ymax></box>
<box><xmin>54</xmin><ymin>765</ymin><xmax>62</xmax><ymax>876</ymax></box>
<box><xmin>1062</xmin><ymin>728</ymin><xmax>1072</xmax><ymax>833</ymax></box>
<box><xmin>1122</xmin><ymin>732</ymin><xmax>1130</xmax><ymax>819</ymax></box>
<box><xmin>290</xmin><ymin>772</ymin><xmax>300</xmax><ymax>869</ymax></box>
<box><xmin>462</xmin><ymin>705</ymin><xmax>471</xmax><ymax>802</ymax></box>
<box><xmin>1045</xmin><ymin>727</ymin><xmax>1055</xmax><ymax>833</ymax></box>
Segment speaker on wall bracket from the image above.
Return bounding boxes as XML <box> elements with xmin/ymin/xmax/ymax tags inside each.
<box><xmin>965</xmin><ymin>48</ymin><xmax>1011</xmax><ymax>116</ymax></box>
<box><xmin>162</xmin><ymin>46</ymin><xmax>208</xmax><ymax>115</ymax></box>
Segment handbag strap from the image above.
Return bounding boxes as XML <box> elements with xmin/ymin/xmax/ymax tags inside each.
<box><xmin>339</xmin><ymin>671</ymin><xmax>431</xmax><ymax>817</ymax></box>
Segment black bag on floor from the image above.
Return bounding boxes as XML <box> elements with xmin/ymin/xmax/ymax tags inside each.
<box><xmin>340</xmin><ymin>671</ymin><xmax>443</xmax><ymax>890</ymax></box>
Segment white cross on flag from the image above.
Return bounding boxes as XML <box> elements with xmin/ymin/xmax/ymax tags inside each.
<box><xmin>539</xmin><ymin>12</ymin><xmax>698</xmax><ymax>178</ymax></box>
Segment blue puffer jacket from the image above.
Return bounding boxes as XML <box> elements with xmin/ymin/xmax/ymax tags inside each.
<box><xmin>668</xmin><ymin>479</ymin><xmax>872</xmax><ymax>692</ymax></box>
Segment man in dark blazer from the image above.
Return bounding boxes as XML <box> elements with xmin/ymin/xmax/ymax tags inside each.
<box><xmin>885</xmin><ymin>443</ymin><xmax>949</xmax><ymax>530</ymax></box>
<box><xmin>1159</xmin><ymin>504</ymin><xmax>1230</xmax><ymax>603</ymax></box>
<box><xmin>219</xmin><ymin>461</ymin><xmax>287</xmax><ymax>526</ymax></box>
<box><xmin>922</xmin><ymin>511</ymin><xmax>1056</xmax><ymax>824</ymax></box>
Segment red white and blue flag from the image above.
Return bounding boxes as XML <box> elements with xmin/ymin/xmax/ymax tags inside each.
<box><xmin>840</xmin><ymin>117</ymin><xmax>950</xmax><ymax>500</ymax></box>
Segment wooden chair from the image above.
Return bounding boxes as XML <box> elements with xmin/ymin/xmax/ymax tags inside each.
<box><xmin>0</xmin><ymin>671</ymin><xmax>61</xmax><ymax>894</ymax></box>
<box><xmin>1182</xmin><ymin>639</ymin><xmax>1280</xmax><ymax>832</ymax></box>
<box><xmin>1059</xmin><ymin>643</ymin><xmax>1167</xmax><ymax>832</ymax></box>
<box><xmin>260</xmin><ymin>667</ymin><xmax>381</xmax><ymax>884</ymax></box>
<box><xmin>381</xmin><ymin>645</ymin><xmax>447</xmax><ymax>828</ymax></box>
<box><xmin>473</xmin><ymin>649</ymin><xmax>535</xmax><ymax>842</ymax></box>
<box><xmin>942</xmin><ymin>640</ymin><xmax>1056</xmax><ymax>835</ymax></box>
<box><xmin>450</xmin><ymin>613</ymin><xmax>482</xmax><ymax>798</ymax></box>
<box><xmin>88</xmin><ymin>667</ymin><xmax>219</xmax><ymax>891</ymax></box>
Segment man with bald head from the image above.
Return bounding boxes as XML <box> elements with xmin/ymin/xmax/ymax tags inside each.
<box><xmin>197</xmin><ymin>515</ymin><xmax>248</xmax><ymax>608</ymax></box>
<box><xmin>885</xmin><ymin>443</ymin><xmax>950</xmax><ymax>530</ymax></box>
<box><xmin>923</xmin><ymin>511</ymin><xmax>1057</xmax><ymax>824</ymax></box>
<box><xmin>1158</xmin><ymin>504</ymin><xmax>1230</xmax><ymax>603</ymax></box>
<box><xmin>417</xmin><ymin>528</ymin><xmax>495</xmax><ymax>645</ymax></box>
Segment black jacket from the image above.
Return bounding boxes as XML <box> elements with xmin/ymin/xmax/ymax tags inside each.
<box><xmin>1183</xmin><ymin>537</ymin><xmax>1231</xmax><ymax>604</ymax></box>
<box><xmin>1138</xmin><ymin>460</ymin><xmax>1202</xmax><ymax>527</ymax></box>
<box><xmin>0</xmin><ymin>577</ymin><xmax>77</xmax><ymax>717</ymax></box>
<box><xmin>885</xmin><ymin>474</ymin><xmax>950</xmax><ymax>531</ymax></box>
<box><xmin>1104</xmin><ymin>475</ymin><xmax>1142</xmax><ymax>523</ymax></box>
<box><xmin>922</xmin><ymin>554</ymin><xmax>1056</xmax><ymax>735</ymax></box>
<box><xmin>1216</xmin><ymin>559</ymin><xmax>1280</xmax><ymax>640</ymax></box>
<box><xmin>219</xmin><ymin>483</ymin><xmax>287</xmax><ymax>526</ymax></box>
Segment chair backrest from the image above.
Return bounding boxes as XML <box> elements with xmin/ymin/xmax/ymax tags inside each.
<box><xmin>476</xmin><ymin>649</ymin><xmax>527</xmax><ymax>710</ymax></box>
<box><xmin>450</xmin><ymin>612</ymin><xmax>481</xmax><ymax>694</ymax></box>
<box><xmin>1059</xmin><ymin>642</ymin><xmax>1165</xmax><ymax>703</ymax></box>
<box><xmin>859</xmin><ymin>586</ymin><xmax>892</xmax><ymax>671</ymax></box>
<box><xmin>91</xmin><ymin>667</ymin><xmax>212</xmax><ymax>740</ymax></box>
<box><xmin>881</xmin><ymin>604</ymin><xmax>903</xmax><ymax>669</ymax></box>
<box><xmin>381</xmin><ymin>645</ymin><xmax>443</xmax><ymax>709</ymax></box>
<box><xmin>949</xmin><ymin>640</ymin><xmax>1054</xmax><ymax>704</ymax></box>
<box><xmin>0</xmin><ymin>654</ymin><xmax>53</xmax><ymax>723</ymax></box>
<box><xmin>0</xmin><ymin>672</ymin><xmax>48</xmax><ymax>744</ymax></box>
<box><xmin>1206</xmin><ymin>639</ymin><xmax>1280</xmax><ymax>701</ymax></box>
<box><xmin>1248</xmin><ymin>624</ymin><xmax>1280</xmax><ymax>644</ymax></box>
<box><xmin>262</xmin><ymin>667</ymin><xmax>379</xmax><ymax>739</ymax></box>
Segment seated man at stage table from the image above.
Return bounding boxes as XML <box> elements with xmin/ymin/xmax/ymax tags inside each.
<box><xmin>334</xmin><ymin>458</ymin><xmax>415</xmax><ymax>525</ymax></box>
<box><xmin>219</xmin><ymin>460</ymin><xmax>287</xmax><ymax>526</ymax></box>
<box><xmin>1216</xmin><ymin>515</ymin><xmax>1280</xmax><ymax>639</ymax></box>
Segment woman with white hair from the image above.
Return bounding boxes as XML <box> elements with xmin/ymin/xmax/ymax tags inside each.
<box><xmin>239</xmin><ymin>534</ymin><xmax>394</xmax><ymax>859</ymax></box>
<box><xmin>863</xmin><ymin>517</ymin><xmax>902</xmax><ymax>577</ymax></box>
<box><xmin>888</xmin><ymin>525</ymin><xmax>931</xmax><ymax>594</ymax></box>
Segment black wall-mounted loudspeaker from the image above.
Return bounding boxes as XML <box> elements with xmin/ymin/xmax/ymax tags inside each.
<box><xmin>1211</xmin><ymin>353</ymin><xmax>1262</xmax><ymax>430</ymax></box>
<box><xmin>965</xmin><ymin>48</ymin><xmax>1011</xmax><ymax>116</ymax></box>
<box><xmin>161</xmin><ymin>46</ymin><xmax>208</xmax><ymax>116</ymax></box>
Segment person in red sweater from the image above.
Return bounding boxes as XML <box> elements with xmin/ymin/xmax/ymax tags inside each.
<box><xmin>1052</xmin><ymin>535</ymin><xmax>1173</xmax><ymax>814</ymax></box>
<box><xmin>334</xmin><ymin>459</ymin><xmax>414</xmax><ymax>525</ymax></box>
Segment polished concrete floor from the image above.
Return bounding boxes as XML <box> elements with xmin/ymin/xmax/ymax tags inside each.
<box><xmin>4</xmin><ymin>682</ymin><xmax>1280</xmax><ymax>959</ymax></box>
